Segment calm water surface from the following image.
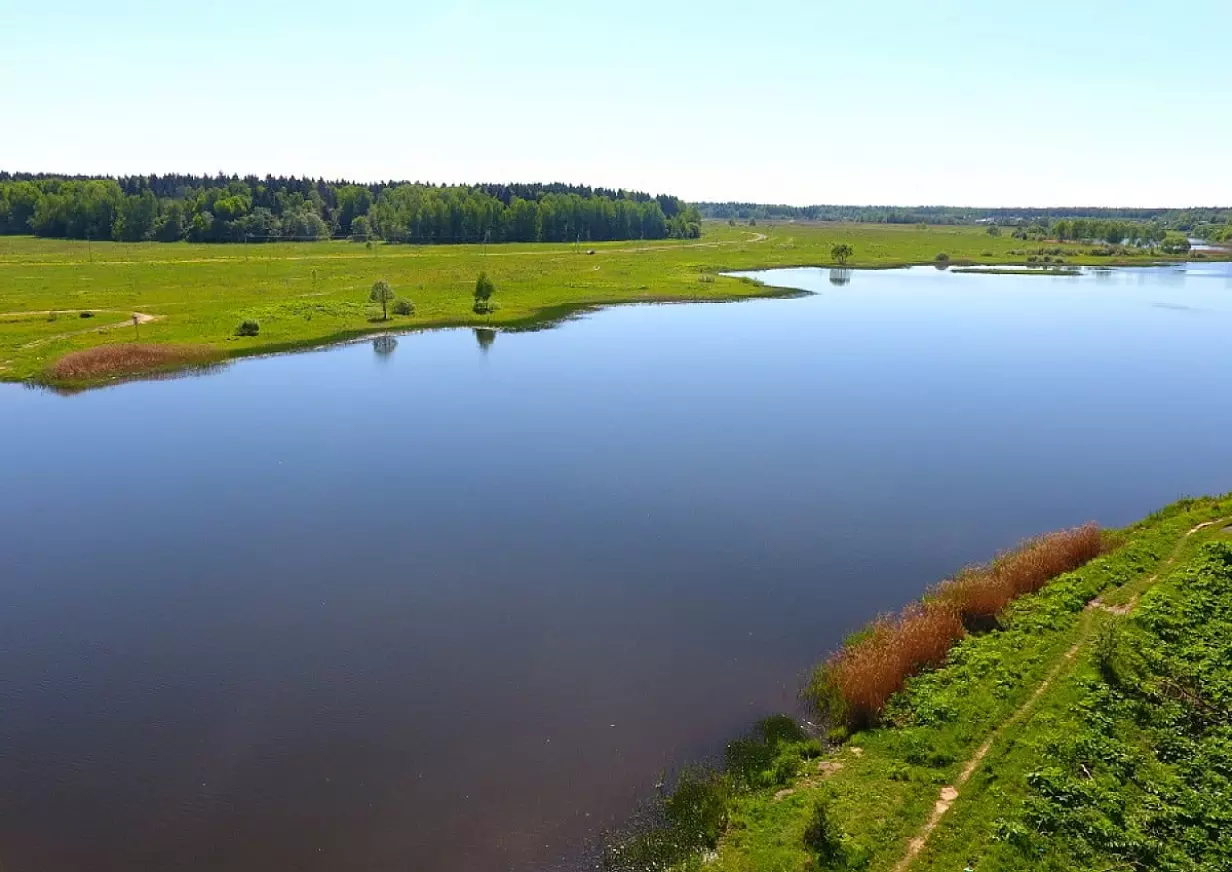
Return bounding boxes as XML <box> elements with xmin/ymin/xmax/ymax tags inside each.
<box><xmin>2</xmin><ymin>263</ymin><xmax>1231</xmax><ymax>871</ymax></box>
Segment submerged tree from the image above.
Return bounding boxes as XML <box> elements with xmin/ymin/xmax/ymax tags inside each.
<box><xmin>831</xmin><ymin>243</ymin><xmax>853</xmax><ymax>265</ymax></box>
<box><xmin>370</xmin><ymin>279</ymin><xmax>395</xmax><ymax>320</ymax></box>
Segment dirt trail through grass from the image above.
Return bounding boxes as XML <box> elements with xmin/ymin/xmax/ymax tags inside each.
<box><xmin>6</xmin><ymin>310</ymin><xmax>164</xmax><ymax>349</ymax></box>
<box><xmin>891</xmin><ymin>517</ymin><xmax>1230</xmax><ymax>872</ymax></box>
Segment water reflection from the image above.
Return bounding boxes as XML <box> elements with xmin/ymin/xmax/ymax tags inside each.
<box><xmin>28</xmin><ymin>361</ymin><xmax>232</xmax><ymax>396</ymax></box>
<box><xmin>828</xmin><ymin>268</ymin><xmax>852</xmax><ymax>287</ymax></box>
<box><xmin>475</xmin><ymin>327</ymin><xmax>497</xmax><ymax>353</ymax></box>
<box><xmin>373</xmin><ymin>334</ymin><xmax>399</xmax><ymax>357</ymax></box>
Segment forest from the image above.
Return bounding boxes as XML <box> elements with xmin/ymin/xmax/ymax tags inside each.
<box><xmin>0</xmin><ymin>173</ymin><xmax>702</xmax><ymax>244</ymax></box>
<box><xmin>697</xmin><ymin>201</ymin><xmax>1232</xmax><ymax>233</ymax></box>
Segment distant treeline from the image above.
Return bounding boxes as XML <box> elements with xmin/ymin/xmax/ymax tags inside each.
<box><xmin>0</xmin><ymin>173</ymin><xmax>702</xmax><ymax>244</ymax></box>
<box><xmin>697</xmin><ymin>201</ymin><xmax>1232</xmax><ymax>232</ymax></box>
<box><xmin>1046</xmin><ymin>218</ymin><xmax>1166</xmax><ymax>245</ymax></box>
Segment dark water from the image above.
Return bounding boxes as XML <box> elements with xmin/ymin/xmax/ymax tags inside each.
<box><xmin>2</xmin><ymin>262</ymin><xmax>1231</xmax><ymax>872</ymax></box>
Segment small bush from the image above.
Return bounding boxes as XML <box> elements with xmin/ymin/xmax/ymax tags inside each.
<box><xmin>725</xmin><ymin>715</ymin><xmax>811</xmax><ymax>789</ymax></box>
<box><xmin>235</xmin><ymin>319</ymin><xmax>260</xmax><ymax>337</ymax></box>
<box><xmin>1092</xmin><ymin>615</ymin><xmax>1126</xmax><ymax>685</ymax></box>
<box><xmin>802</xmin><ymin>796</ymin><xmax>846</xmax><ymax>866</ymax></box>
<box><xmin>698</xmin><ymin>273</ymin><xmax>716</xmax><ymax>283</ymax></box>
<box><xmin>79</xmin><ymin>311</ymin><xmax>94</xmax><ymax>319</ymax></box>
<box><xmin>391</xmin><ymin>298</ymin><xmax>415</xmax><ymax>316</ymax></box>
<box><xmin>934</xmin><ymin>252</ymin><xmax>950</xmax><ymax>262</ymax></box>
<box><xmin>603</xmin><ymin>767</ymin><xmax>729</xmax><ymax>871</ymax></box>
<box><xmin>663</xmin><ymin>768</ymin><xmax>729</xmax><ymax>850</ymax></box>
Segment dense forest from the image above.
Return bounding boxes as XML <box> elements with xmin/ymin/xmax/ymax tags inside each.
<box><xmin>697</xmin><ymin>201</ymin><xmax>1232</xmax><ymax>234</ymax></box>
<box><xmin>3</xmin><ymin>172</ymin><xmax>1227</xmax><ymax>246</ymax></box>
<box><xmin>0</xmin><ymin>173</ymin><xmax>702</xmax><ymax>244</ymax></box>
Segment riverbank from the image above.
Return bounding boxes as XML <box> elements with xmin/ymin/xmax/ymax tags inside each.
<box><xmin>3</xmin><ymin>222</ymin><xmax>1224</xmax><ymax>387</ymax></box>
<box><xmin>606</xmin><ymin>495</ymin><xmax>1232</xmax><ymax>872</ymax></box>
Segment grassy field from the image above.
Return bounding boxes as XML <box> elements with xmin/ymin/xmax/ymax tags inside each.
<box><xmin>0</xmin><ymin>221</ymin><xmax>1216</xmax><ymax>386</ymax></box>
<box><xmin>605</xmin><ymin>496</ymin><xmax>1232</xmax><ymax>872</ymax></box>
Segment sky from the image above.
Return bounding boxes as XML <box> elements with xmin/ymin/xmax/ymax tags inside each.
<box><xmin>3</xmin><ymin>0</ymin><xmax>1230</xmax><ymax>207</ymax></box>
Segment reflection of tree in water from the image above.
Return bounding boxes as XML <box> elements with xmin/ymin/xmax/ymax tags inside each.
<box><xmin>828</xmin><ymin>268</ymin><xmax>852</xmax><ymax>286</ymax></box>
<box><xmin>373</xmin><ymin>334</ymin><xmax>398</xmax><ymax>357</ymax></box>
<box><xmin>474</xmin><ymin>328</ymin><xmax>496</xmax><ymax>353</ymax></box>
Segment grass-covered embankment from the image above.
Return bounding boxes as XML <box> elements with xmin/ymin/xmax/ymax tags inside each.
<box><xmin>1</xmin><ymin>221</ymin><xmax>1221</xmax><ymax>387</ymax></box>
<box><xmin>605</xmin><ymin>496</ymin><xmax>1232</xmax><ymax>872</ymax></box>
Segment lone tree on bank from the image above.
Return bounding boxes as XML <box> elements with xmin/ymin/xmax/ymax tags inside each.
<box><xmin>831</xmin><ymin>243</ymin><xmax>853</xmax><ymax>265</ymax></box>
<box><xmin>473</xmin><ymin>272</ymin><xmax>495</xmax><ymax>314</ymax></box>
<box><xmin>370</xmin><ymin>279</ymin><xmax>395</xmax><ymax>320</ymax></box>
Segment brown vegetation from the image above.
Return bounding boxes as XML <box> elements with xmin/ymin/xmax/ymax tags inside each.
<box><xmin>811</xmin><ymin>524</ymin><xmax>1104</xmax><ymax>728</ymax></box>
<box><xmin>818</xmin><ymin>603</ymin><xmax>966</xmax><ymax>729</ymax></box>
<box><xmin>46</xmin><ymin>343</ymin><xmax>222</xmax><ymax>382</ymax></box>
<box><xmin>933</xmin><ymin>524</ymin><xmax>1103</xmax><ymax>627</ymax></box>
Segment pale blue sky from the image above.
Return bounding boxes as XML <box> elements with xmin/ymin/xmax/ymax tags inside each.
<box><xmin>3</xmin><ymin>0</ymin><xmax>1229</xmax><ymax>206</ymax></box>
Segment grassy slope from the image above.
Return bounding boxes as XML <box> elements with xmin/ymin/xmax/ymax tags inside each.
<box><xmin>680</xmin><ymin>496</ymin><xmax>1232</xmax><ymax>872</ymax></box>
<box><xmin>1</xmin><ymin>221</ymin><xmax>1215</xmax><ymax>384</ymax></box>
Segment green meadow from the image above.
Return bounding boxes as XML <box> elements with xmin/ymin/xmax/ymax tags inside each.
<box><xmin>1</xmin><ymin>221</ymin><xmax>1213</xmax><ymax>385</ymax></box>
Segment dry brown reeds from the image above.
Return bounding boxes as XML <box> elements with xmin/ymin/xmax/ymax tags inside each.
<box><xmin>46</xmin><ymin>344</ymin><xmax>222</xmax><ymax>382</ymax></box>
<box><xmin>932</xmin><ymin>523</ymin><xmax>1103</xmax><ymax>628</ymax></box>
<box><xmin>810</xmin><ymin>524</ymin><xmax>1104</xmax><ymax>728</ymax></box>
<box><xmin>816</xmin><ymin>602</ymin><xmax>965</xmax><ymax>729</ymax></box>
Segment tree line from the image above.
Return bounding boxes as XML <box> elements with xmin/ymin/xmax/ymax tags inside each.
<box><xmin>697</xmin><ymin>201</ymin><xmax>1231</xmax><ymax>231</ymax></box>
<box><xmin>0</xmin><ymin>173</ymin><xmax>702</xmax><ymax>244</ymax></box>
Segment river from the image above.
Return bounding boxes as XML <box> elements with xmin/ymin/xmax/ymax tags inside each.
<box><xmin>2</xmin><ymin>262</ymin><xmax>1231</xmax><ymax>871</ymax></box>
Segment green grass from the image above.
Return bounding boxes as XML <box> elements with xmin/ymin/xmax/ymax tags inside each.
<box><xmin>1</xmin><ymin>221</ymin><xmax>1215</xmax><ymax>385</ymax></box>
<box><xmin>605</xmin><ymin>497</ymin><xmax>1232</xmax><ymax>872</ymax></box>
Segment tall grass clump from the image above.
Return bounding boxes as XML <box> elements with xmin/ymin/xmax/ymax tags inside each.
<box><xmin>809</xmin><ymin>524</ymin><xmax>1103</xmax><ymax>729</ymax></box>
<box><xmin>932</xmin><ymin>524</ymin><xmax>1103</xmax><ymax>628</ymax></box>
<box><xmin>809</xmin><ymin>602</ymin><xmax>966</xmax><ymax>730</ymax></box>
<box><xmin>46</xmin><ymin>343</ymin><xmax>222</xmax><ymax>382</ymax></box>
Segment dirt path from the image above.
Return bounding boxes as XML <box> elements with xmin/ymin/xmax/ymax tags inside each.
<box><xmin>6</xmin><ymin>310</ymin><xmax>164</xmax><ymax>349</ymax></box>
<box><xmin>891</xmin><ymin>517</ymin><xmax>1229</xmax><ymax>872</ymax></box>
<box><xmin>0</xmin><ymin>308</ymin><xmax>160</xmax><ymax>320</ymax></box>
